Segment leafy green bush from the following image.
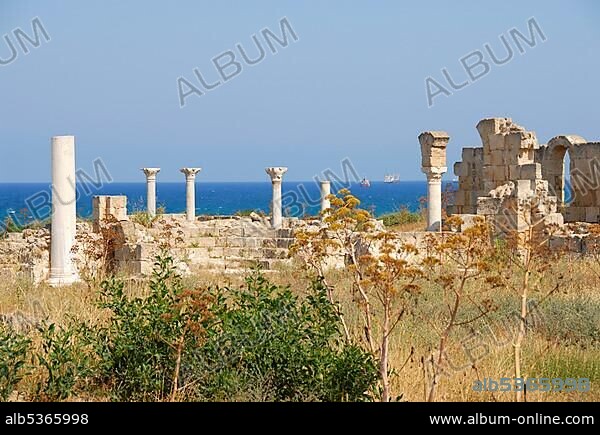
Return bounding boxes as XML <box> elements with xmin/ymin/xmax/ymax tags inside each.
<box><xmin>186</xmin><ymin>273</ymin><xmax>378</xmax><ymax>402</ymax></box>
<box><xmin>0</xmin><ymin>325</ymin><xmax>30</xmax><ymax>401</ymax></box>
<box><xmin>35</xmin><ymin>323</ymin><xmax>93</xmax><ymax>401</ymax></box>
<box><xmin>130</xmin><ymin>211</ymin><xmax>157</xmax><ymax>228</ymax></box>
<box><xmin>93</xmin><ymin>254</ymin><xmax>377</xmax><ymax>401</ymax></box>
<box><xmin>95</xmin><ymin>255</ymin><xmax>212</xmax><ymax>401</ymax></box>
<box><xmin>380</xmin><ymin>208</ymin><xmax>423</xmax><ymax>227</ymax></box>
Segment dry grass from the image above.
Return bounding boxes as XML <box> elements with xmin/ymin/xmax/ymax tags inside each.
<box><xmin>1</xmin><ymin>255</ymin><xmax>599</xmax><ymax>402</ymax></box>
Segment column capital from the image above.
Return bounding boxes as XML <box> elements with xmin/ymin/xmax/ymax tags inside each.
<box><xmin>422</xmin><ymin>166</ymin><xmax>447</xmax><ymax>182</ymax></box>
<box><xmin>180</xmin><ymin>167</ymin><xmax>202</xmax><ymax>178</ymax></box>
<box><xmin>265</xmin><ymin>167</ymin><xmax>288</xmax><ymax>182</ymax></box>
<box><xmin>419</xmin><ymin>131</ymin><xmax>449</xmax><ymax>168</ymax></box>
<box><xmin>142</xmin><ymin>168</ymin><xmax>161</xmax><ymax>179</ymax></box>
<box><xmin>319</xmin><ymin>179</ymin><xmax>331</xmax><ymax>186</ymax></box>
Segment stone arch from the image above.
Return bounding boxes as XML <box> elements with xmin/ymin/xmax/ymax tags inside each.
<box><xmin>542</xmin><ymin>135</ymin><xmax>586</xmax><ymax>206</ymax></box>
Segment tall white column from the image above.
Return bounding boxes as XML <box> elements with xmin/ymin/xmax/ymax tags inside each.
<box><xmin>265</xmin><ymin>167</ymin><xmax>288</xmax><ymax>229</ymax></box>
<box><xmin>49</xmin><ymin>136</ymin><xmax>79</xmax><ymax>287</ymax></box>
<box><xmin>180</xmin><ymin>168</ymin><xmax>201</xmax><ymax>222</ymax></box>
<box><xmin>320</xmin><ymin>180</ymin><xmax>331</xmax><ymax>217</ymax></box>
<box><xmin>142</xmin><ymin>168</ymin><xmax>160</xmax><ymax>216</ymax></box>
<box><xmin>423</xmin><ymin>167</ymin><xmax>446</xmax><ymax>231</ymax></box>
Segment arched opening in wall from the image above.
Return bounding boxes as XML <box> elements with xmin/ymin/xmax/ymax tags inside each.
<box><xmin>563</xmin><ymin>151</ymin><xmax>573</xmax><ymax>205</ymax></box>
<box><xmin>546</xmin><ymin>145</ymin><xmax>569</xmax><ymax>207</ymax></box>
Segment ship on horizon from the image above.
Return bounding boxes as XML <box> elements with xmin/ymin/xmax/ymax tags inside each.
<box><xmin>384</xmin><ymin>174</ymin><xmax>400</xmax><ymax>183</ymax></box>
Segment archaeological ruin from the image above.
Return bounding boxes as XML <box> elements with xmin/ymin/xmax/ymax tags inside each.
<box><xmin>1</xmin><ymin>117</ymin><xmax>600</xmax><ymax>286</ymax></box>
<box><xmin>447</xmin><ymin>118</ymin><xmax>600</xmax><ymax>232</ymax></box>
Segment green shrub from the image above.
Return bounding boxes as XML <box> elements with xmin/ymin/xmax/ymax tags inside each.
<box><xmin>380</xmin><ymin>208</ymin><xmax>423</xmax><ymax>227</ymax></box>
<box><xmin>95</xmin><ymin>255</ymin><xmax>212</xmax><ymax>401</ymax></box>
<box><xmin>186</xmin><ymin>273</ymin><xmax>378</xmax><ymax>402</ymax></box>
<box><xmin>90</xmin><ymin>255</ymin><xmax>377</xmax><ymax>401</ymax></box>
<box><xmin>537</xmin><ymin>297</ymin><xmax>600</xmax><ymax>346</ymax></box>
<box><xmin>35</xmin><ymin>323</ymin><xmax>93</xmax><ymax>401</ymax></box>
<box><xmin>0</xmin><ymin>325</ymin><xmax>30</xmax><ymax>401</ymax></box>
<box><xmin>130</xmin><ymin>212</ymin><xmax>157</xmax><ymax>228</ymax></box>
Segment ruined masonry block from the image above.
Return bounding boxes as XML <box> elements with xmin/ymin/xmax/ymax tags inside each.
<box><xmin>93</xmin><ymin>195</ymin><xmax>128</xmax><ymax>224</ymax></box>
<box><xmin>419</xmin><ymin>131</ymin><xmax>449</xmax><ymax>168</ymax></box>
<box><xmin>477</xmin><ymin>197</ymin><xmax>503</xmax><ymax>216</ymax></box>
<box><xmin>564</xmin><ymin>206</ymin><xmax>584</xmax><ymax>223</ymax></box>
<box><xmin>519</xmin><ymin>163</ymin><xmax>541</xmax><ymax>180</ymax></box>
<box><xmin>453</xmin><ymin>162</ymin><xmax>465</xmax><ymax>177</ymax></box>
<box><xmin>490</xmin><ymin>150</ymin><xmax>504</xmax><ymax>166</ymax></box>
<box><xmin>514</xmin><ymin>180</ymin><xmax>534</xmax><ymax>200</ymax></box>
<box><xmin>585</xmin><ymin>207</ymin><xmax>600</xmax><ymax>223</ymax></box>
<box><xmin>488</xmin><ymin>135</ymin><xmax>505</xmax><ymax>151</ymax></box>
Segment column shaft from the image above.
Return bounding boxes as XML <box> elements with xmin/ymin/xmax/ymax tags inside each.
<box><xmin>142</xmin><ymin>168</ymin><xmax>160</xmax><ymax>217</ymax></box>
<box><xmin>49</xmin><ymin>136</ymin><xmax>78</xmax><ymax>286</ymax></box>
<box><xmin>147</xmin><ymin>177</ymin><xmax>156</xmax><ymax>216</ymax></box>
<box><xmin>272</xmin><ymin>181</ymin><xmax>283</xmax><ymax>228</ymax></box>
<box><xmin>265</xmin><ymin>167</ymin><xmax>287</xmax><ymax>229</ymax></box>
<box><xmin>427</xmin><ymin>177</ymin><xmax>442</xmax><ymax>231</ymax></box>
<box><xmin>185</xmin><ymin>177</ymin><xmax>195</xmax><ymax>222</ymax></box>
<box><xmin>320</xmin><ymin>181</ymin><xmax>331</xmax><ymax>216</ymax></box>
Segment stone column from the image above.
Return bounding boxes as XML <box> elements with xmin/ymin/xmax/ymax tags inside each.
<box><xmin>49</xmin><ymin>136</ymin><xmax>79</xmax><ymax>286</ymax></box>
<box><xmin>180</xmin><ymin>168</ymin><xmax>202</xmax><ymax>222</ymax></box>
<box><xmin>141</xmin><ymin>168</ymin><xmax>160</xmax><ymax>216</ymax></box>
<box><xmin>419</xmin><ymin>131</ymin><xmax>449</xmax><ymax>231</ymax></box>
<box><xmin>320</xmin><ymin>180</ymin><xmax>331</xmax><ymax>217</ymax></box>
<box><xmin>265</xmin><ymin>167</ymin><xmax>288</xmax><ymax>229</ymax></box>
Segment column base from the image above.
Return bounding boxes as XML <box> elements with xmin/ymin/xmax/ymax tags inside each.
<box><xmin>48</xmin><ymin>273</ymin><xmax>80</xmax><ymax>287</ymax></box>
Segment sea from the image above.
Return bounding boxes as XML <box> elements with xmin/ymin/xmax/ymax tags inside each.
<box><xmin>0</xmin><ymin>181</ymin><xmax>454</xmax><ymax>225</ymax></box>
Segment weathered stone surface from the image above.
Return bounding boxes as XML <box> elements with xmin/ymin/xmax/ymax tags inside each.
<box><xmin>445</xmin><ymin>117</ymin><xmax>599</xmax><ymax>233</ymax></box>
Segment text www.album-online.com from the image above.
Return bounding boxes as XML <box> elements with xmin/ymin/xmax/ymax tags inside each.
<box><xmin>430</xmin><ymin>413</ymin><xmax>595</xmax><ymax>425</ymax></box>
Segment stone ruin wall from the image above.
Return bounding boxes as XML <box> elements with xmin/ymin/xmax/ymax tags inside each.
<box><xmin>0</xmin><ymin>196</ymin><xmax>298</xmax><ymax>284</ymax></box>
<box><xmin>0</xmin><ymin>195</ymin><xmax>435</xmax><ymax>285</ymax></box>
<box><xmin>2</xmin><ymin>118</ymin><xmax>600</xmax><ymax>286</ymax></box>
<box><xmin>449</xmin><ymin>118</ymin><xmax>600</xmax><ymax>230</ymax></box>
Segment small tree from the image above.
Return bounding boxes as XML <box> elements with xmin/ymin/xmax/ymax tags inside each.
<box><xmin>490</xmin><ymin>214</ymin><xmax>562</xmax><ymax>402</ymax></box>
<box><xmin>421</xmin><ymin>215</ymin><xmax>498</xmax><ymax>402</ymax></box>
<box><xmin>292</xmin><ymin>189</ymin><xmax>423</xmax><ymax>402</ymax></box>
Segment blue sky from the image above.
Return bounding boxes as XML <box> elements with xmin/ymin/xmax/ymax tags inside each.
<box><xmin>0</xmin><ymin>0</ymin><xmax>598</xmax><ymax>182</ymax></box>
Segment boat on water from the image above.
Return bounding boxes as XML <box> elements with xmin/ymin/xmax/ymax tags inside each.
<box><xmin>384</xmin><ymin>174</ymin><xmax>400</xmax><ymax>183</ymax></box>
<box><xmin>360</xmin><ymin>177</ymin><xmax>371</xmax><ymax>188</ymax></box>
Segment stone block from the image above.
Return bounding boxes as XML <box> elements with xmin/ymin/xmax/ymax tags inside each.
<box><xmin>457</xmin><ymin>214</ymin><xmax>479</xmax><ymax>231</ymax></box>
<box><xmin>93</xmin><ymin>195</ymin><xmax>128</xmax><ymax>226</ymax></box>
<box><xmin>453</xmin><ymin>162</ymin><xmax>464</xmax><ymax>177</ymax></box>
<box><xmin>544</xmin><ymin>213</ymin><xmax>564</xmax><ymax>227</ymax></box>
<box><xmin>514</xmin><ymin>180</ymin><xmax>533</xmax><ymax>200</ymax></box>
<box><xmin>124</xmin><ymin>260</ymin><xmax>153</xmax><ymax>275</ymax></box>
<box><xmin>419</xmin><ymin>131</ymin><xmax>449</xmax><ymax>168</ymax></box>
<box><xmin>461</xmin><ymin>147</ymin><xmax>476</xmax><ymax>160</ymax></box>
<box><xmin>276</xmin><ymin>238</ymin><xmax>294</xmax><ymax>249</ymax></box>
<box><xmin>135</xmin><ymin>243</ymin><xmax>158</xmax><ymax>260</ymax></box>
<box><xmin>189</xmin><ymin>237</ymin><xmax>216</xmax><ymax>247</ymax></box>
<box><xmin>584</xmin><ymin>142</ymin><xmax>600</xmax><ymax>159</ymax></box>
<box><xmin>585</xmin><ymin>207</ymin><xmax>600</xmax><ymax>223</ymax></box>
<box><xmin>477</xmin><ymin>197</ymin><xmax>502</xmax><ymax>215</ymax></box>
<box><xmin>488</xmin><ymin>134</ymin><xmax>505</xmax><ymax>151</ymax></box>
<box><xmin>453</xmin><ymin>190</ymin><xmax>466</xmax><ymax>206</ymax></box>
<box><xmin>483</xmin><ymin>180</ymin><xmax>498</xmax><ymax>193</ymax></box>
<box><xmin>492</xmin><ymin>165</ymin><xmax>506</xmax><ymax>181</ymax></box>
<box><xmin>564</xmin><ymin>206</ymin><xmax>584</xmax><ymax>223</ymax></box>
<box><xmin>490</xmin><ymin>150</ymin><xmax>504</xmax><ymax>166</ymax></box>
<box><xmin>519</xmin><ymin>163</ymin><xmax>541</xmax><ymax>180</ymax></box>
<box><xmin>482</xmin><ymin>165</ymin><xmax>494</xmax><ymax>180</ymax></box>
